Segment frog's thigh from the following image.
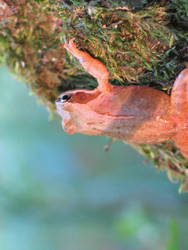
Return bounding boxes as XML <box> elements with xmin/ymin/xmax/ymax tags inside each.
<box><xmin>171</xmin><ymin>68</ymin><xmax>188</xmax><ymax>158</ymax></box>
<box><xmin>171</xmin><ymin>68</ymin><xmax>188</xmax><ymax>116</ymax></box>
<box><xmin>173</xmin><ymin>131</ymin><xmax>188</xmax><ymax>158</ymax></box>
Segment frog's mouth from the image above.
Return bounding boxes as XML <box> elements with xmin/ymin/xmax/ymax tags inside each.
<box><xmin>61</xmin><ymin>111</ymin><xmax>76</xmax><ymax>134</ymax></box>
<box><xmin>55</xmin><ymin>102</ymin><xmax>77</xmax><ymax>134</ymax></box>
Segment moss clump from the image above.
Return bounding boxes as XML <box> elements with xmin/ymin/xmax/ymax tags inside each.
<box><xmin>0</xmin><ymin>0</ymin><xmax>188</xmax><ymax>190</ymax></box>
<box><xmin>0</xmin><ymin>0</ymin><xmax>182</xmax><ymax>109</ymax></box>
<box><xmin>132</xmin><ymin>142</ymin><xmax>188</xmax><ymax>192</ymax></box>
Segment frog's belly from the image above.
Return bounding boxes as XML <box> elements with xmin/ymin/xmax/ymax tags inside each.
<box><xmin>103</xmin><ymin>115</ymin><xmax>177</xmax><ymax>144</ymax></box>
<box><xmin>79</xmin><ymin>110</ymin><xmax>177</xmax><ymax>143</ymax></box>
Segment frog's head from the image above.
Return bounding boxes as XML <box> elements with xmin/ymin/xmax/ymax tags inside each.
<box><xmin>56</xmin><ymin>89</ymin><xmax>100</xmax><ymax>134</ymax></box>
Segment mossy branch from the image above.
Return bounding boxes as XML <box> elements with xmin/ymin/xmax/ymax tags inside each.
<box><xmin>1</xmin><ymin>0</ymin><xmax>188</xmax><ymax>190</ymax></box>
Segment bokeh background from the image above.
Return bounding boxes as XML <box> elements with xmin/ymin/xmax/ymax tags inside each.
<box><xmin>0</xmin><ymin>66</ymin><xmax>188</xmax><ymax>250</ymax></box>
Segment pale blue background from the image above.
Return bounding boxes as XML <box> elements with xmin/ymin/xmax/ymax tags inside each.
<box><xmin>0</xmin><ymin>66</ymin><xmax>188</xmax><ymax>250</ymax></box>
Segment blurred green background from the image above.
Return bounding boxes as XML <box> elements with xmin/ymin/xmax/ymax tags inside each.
<box><xmin>0</xmin><ymin>66</ymin><xmax>188</xmax><ymax>250</ymax></box>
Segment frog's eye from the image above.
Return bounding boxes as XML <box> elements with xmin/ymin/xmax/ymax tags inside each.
<box><xmin>56</xmin><ymin>94</ymin><xmax>72</xmax><ymax>103</ymax></box>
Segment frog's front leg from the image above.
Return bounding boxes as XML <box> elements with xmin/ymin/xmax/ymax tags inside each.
<box><xmin>171</xmin><ymin>67</ymin><xmax>188</xmax><ymax>158</ymax></box>
<box><xmin>64</xmin><ymin>38</ymin><xmax>112</xmax><ymax>93</ymax></box>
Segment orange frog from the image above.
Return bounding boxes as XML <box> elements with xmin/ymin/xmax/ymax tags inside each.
<box><xmin>56</xmin><ymin>38</ymin><xmax>188</xmax><ymax>158</ymax></box>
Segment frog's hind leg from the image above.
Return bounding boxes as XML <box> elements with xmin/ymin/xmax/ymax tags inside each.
<box><xmin>171</xmin><ymin>68</ymin><xmax>188</xmax><ymax>118</ymax></box>
<box><xmin>171</xmin><ymin>68</ymin><xmax>188</xmax><ymax>158</ymax></box>
<box><xmin>64</xmin><ymin>38</ymin><xmax>112</xmax><ymax>93</ymax></box>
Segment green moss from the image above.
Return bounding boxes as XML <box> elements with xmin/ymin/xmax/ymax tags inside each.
<box><xmin>0</xmin><ymin>0</ymin><xmax>188</xmax><ymax>190</ymax></box>
<box><xmin>132</xmin><ymin>142</ymin><xmax>188</xmax><ymax>191</ymax></box>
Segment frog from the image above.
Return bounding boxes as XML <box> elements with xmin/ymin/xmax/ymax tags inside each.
<box><xmin>56</xmin><ymin>38</ymin><xmax>188</xmax><ymax>159</ymax></box>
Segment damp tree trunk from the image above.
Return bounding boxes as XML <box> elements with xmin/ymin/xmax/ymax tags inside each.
<box><xmin>1</xmin><ymin>0</ymin><xmax>188</xmax><ymax>191</ymax></box>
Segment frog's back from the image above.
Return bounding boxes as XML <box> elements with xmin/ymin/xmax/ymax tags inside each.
<box><xmin>90</xmin><ymin>85</ymin><xmax>176</xmax><ymax>143</ymax></box>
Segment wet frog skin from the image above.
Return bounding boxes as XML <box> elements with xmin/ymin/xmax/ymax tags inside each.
<box><xmin>56</xmin><ymin>38</ymin><xmax>188</xmax><ymax>159</ymax></box>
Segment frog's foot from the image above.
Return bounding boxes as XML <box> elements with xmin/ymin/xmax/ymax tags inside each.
<box><xmin>64</xmin><ymin>38</ymin><xmax>78</xmax><ymax>54</ymax></box>
<box><xmin>64</xmin><ymin>38</ymin><xmax>112</xmax><ymax>93</ymax></box>
<box><xmin>64</xmin><ymin>38</ymin><xmax>85</xmax><ymax>59</ymax></box>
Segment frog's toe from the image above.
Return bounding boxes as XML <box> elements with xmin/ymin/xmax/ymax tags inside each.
<box><xmin>68</xmin><ymin>38</ymin><xmax>76</xmax><ymax>48</ymax></box>
<box><xmin>64</xmin><ymin>43</ymin><xmax>69</xmax><ymax>50</ymax></box>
